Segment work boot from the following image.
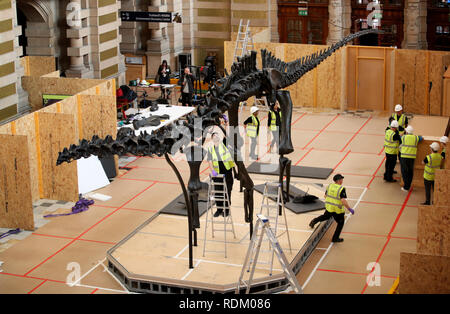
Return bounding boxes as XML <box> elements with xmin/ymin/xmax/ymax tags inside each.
<box><xmin>421</xmin><ymin>202</ymin><xmax>430</xmax><ymax>206</ymax></box>
<box><xmin>213</xmin><ymin>210</ymin><xmax>223</xmax><ymax>217</ymax></box>
<box><xmin>224</xmin><ymin>209</ymin><xmax>230</xmax><ymax>217</ymax></box>
<box><xmin>309</xmin><ymin>218</ymin><xmax>317</xmax><ymax>229</ymax></box>
<box><xmin>332</xmin><ymin>238</ymin><xmax>344</xmax><ymax>243</ymax></box>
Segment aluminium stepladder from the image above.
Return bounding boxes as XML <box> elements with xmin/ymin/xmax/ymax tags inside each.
<box><xmin>202</xmin><ymin>174</ymin><xmax>236</xmax><ymax>258</ymax></box>
<box><xmin>236</xmin><ymin>214</ymin><xmax>303</xmax><ymax>294</ymax></box>
<box><xmin>250</xmin><ymin>182</ymin><xmax>292</xmax><ymax>275</ymax></box>
<box><xmin>232</xmin><ymin>19</ymin><xmax>254</xmax><ymax>62</ymax></box>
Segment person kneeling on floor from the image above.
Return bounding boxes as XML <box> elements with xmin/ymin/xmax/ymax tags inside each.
<box><xmin>309</xmin><ymin>174</ymin><xmax>355</xmax><ymax>243</ymax></box>
<box><xmin>208</xmin><ymin>132</ymin><xmax>235</xmax><ymax>217</ymax></box>
<box><xmin>421</xmin><ymin>142</ymin><xmax>444</xmax><ymax>205</ymax></box>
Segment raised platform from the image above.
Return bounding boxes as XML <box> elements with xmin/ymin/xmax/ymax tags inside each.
<box><xmin>106</xmin><ymin>182</ymin><xmax>331</xmax><ymax>294</ymax></box>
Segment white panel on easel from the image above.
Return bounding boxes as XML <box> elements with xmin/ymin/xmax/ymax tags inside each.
<box><xmin>77</xmin><ymin>156</ymin><xmax>110</xmax><ymax>195</ymax></box>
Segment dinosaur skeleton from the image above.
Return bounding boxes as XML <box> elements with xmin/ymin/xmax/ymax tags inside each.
<box><xmin>56</xmin><ymin>29</ymin><xmax>379</xmax><ymax>269</ymax></box>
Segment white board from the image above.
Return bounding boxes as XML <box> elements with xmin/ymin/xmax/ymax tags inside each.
<box><xmin>77</xmin><ymin>156</ymin><xmax>110</xmax><ymax>195</ymax></box>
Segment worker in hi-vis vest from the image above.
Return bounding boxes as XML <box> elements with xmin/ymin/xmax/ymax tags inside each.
<box><xmin>390</xmin><ymin>104</ymin><xmax>408</xmax><ymax>136</ymax></box>
<box><xmin>421</xmin><ymin>142</ymin><xmax>444</xmax><ymax>205</ymax></box>
<box><xmin>267</xmin><ymin>102</ymin><xmax>282</xmax><ymax>153</ymax></box>
<box><xmin>383</xmin><ymin>120</ymin><xmax>401</xmax><ymax>182</ymax></box>
<box><xmin>440</xmin><ymin>136</ymin><xmax>448</xmax><ymax>160</ymax></box>
<box><xmin>399</xmin><ymin>125</ymin><xmax>423</xmax><ymax>192</ymax></box>
<box><xmin>243</xmin><ymin>106</ymin><xmax>260</xmax><ymax>160</ymax></box>
<box><xmin>208</xmin><ymin>132</ymin><xmax>236</xmax><ymax>217</ymax></box>
<box><xmin>309</xmin><ymin>174</ymin><xmax>355</xmax><ymax>243</ymax></box>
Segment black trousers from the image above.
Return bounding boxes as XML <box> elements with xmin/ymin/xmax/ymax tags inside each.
<box><xmin>424</xmin><ymin>179</ymin><xmax>435</xmax><ymax>204</ymax></box>
<box><xmin>400</xmin><ymin>157</ymin><xmax>415</xmax><ymax>190</ymax></box>
<box><xmin>312</xmin><ymin>210</ymin><xmax>345</xmax><ymax>241</ymax></box>
<box><xmin>181</xmin><ymin>92</ymin><xmax>192</xmax><ymax>106</ymax></box>
<box><xmin>384</xmin><ymin>153</ymin><xmax>397</xmax><ymax>181</ymax></box>
<box><xmin>212</xmin><ymin>171</ymin><xmax>233</xmax><ymax>211</ymax></box>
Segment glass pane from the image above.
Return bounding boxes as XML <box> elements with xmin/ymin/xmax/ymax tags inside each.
<box><xmin>308</xmin><ymin>20</ymin><xmax>323</xmax><ymax>44</ymax></box>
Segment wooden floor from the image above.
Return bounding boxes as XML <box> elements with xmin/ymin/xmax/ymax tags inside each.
<box><xmin>0</xmin><ymin>108</ymin><xmax>434</xmax><ymax>294</ymax></box>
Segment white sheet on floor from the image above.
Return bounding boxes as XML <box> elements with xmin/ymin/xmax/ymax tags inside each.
<box><xmin>77</xmin><ymin>156</ymin><xmax>110</xmax><ymax>195</ymax></box>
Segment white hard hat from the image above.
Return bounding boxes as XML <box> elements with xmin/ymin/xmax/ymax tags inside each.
<box><xmin>430</xmin><ymin>142</ymin><xmax>440</xmax><ymax>152</ymax></box>
<box><xmin>250</xmin><ymin>106</ymin><xmax>259</xmax><ymax>114</ymax></box>
<box><xmin>440</xmin><ymin>136</ymin><xmax>449</xmax><ymax>144</ymax></box>
<box><xmin>390</xmin><ymin>120</ymin><xmax>399</xmax><ymax>128</ymax></box>
<box><xmin>395</xmin><ymin>104</ymin><xmax>403</xmax><ymax>112</ymax></box>
<box><xmin>405</xmin><ymin>126</ymin><xmax>414</xmax><ymax>134</ymax></box>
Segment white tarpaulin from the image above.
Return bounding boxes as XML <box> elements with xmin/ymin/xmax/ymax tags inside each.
<box><xmin>77</xmin><ymin>156</ymin><xmax>110</xmax><ymax>195</ymax></box>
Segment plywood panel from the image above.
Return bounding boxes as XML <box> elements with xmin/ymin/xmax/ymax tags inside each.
<box><xmin>0</xmin><ymin>134</ymin><xmax>34</xmax><ymax>230</ymax></box>
<box><xmin>429</xmin><ymin>52</ymin><xmax>450</xmax><ymax>116</ymax></box>
<box><xmin>27</xmin><ymin>56</ymin><xmax>55</xmax><ymax>77</ymax></box>
<box><xmin>41</xmin><ymin>71</ymin><xmax>60</xmax><ymax>78</ymax></box>
<box><xmin>357</xmin><ymin>58</ymin><xmax>384</xmax><ymax>110</ymax></box>
<box><xmin>417</xmin><ymin>205</ymin><xmax>450</xmax><ymax>256</ymax></box>
<box><xmin>0</xmin><ymin>123</ymin><xmax>12</xmax><ymax>134</ymax></box>
<box><xmin>399</xmin><ymin>252</ymin><xmax>450</xmax><ymax>294</ymax></box>
<box><xmin>79</xmin><ymin>95</ymin><xmax>117</xmax><ymax>139</ymax></box>
<box><xmin>394</xmin><ymin>50</ymin><xmax>427</xmax><ymax>115</ymax></box>
<box><xmin>21</xmin><ymin>77</ymin><xmax>111</xmax><ymax>111</ymax></box>
<box><xmin>444</xmin><ymin>78</ymin><xmax>450</xmax><ymax>117</ymax></box>
<box><xmin>411</xmin><ymin>115</ymin><xmax>449</xmax><ymax>137</ymax></box>
<box><xmin>38</xmin><ymin>112</ymin><xmax>78</xmax><ymax>202</ymax></box>
<box><xmin>434</xmin><ymin>170</ymin><xmax>450</xmax><ymax>207</ymax></box>
<box><xmin>14</xmin><ymin>114</ymin><xmax>39</xmax><ymax>201</ymax></box>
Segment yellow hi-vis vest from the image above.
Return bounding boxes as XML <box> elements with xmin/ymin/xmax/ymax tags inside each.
<box><xmin>325</xmin><ymin>183</ymin><xmax>345</xmax><ymax>214</ymax></box>
<box><xmin>400</xmin><ymin>134</ymin><xmax>419</xmax><ymax>159</ymax></box>
<box><xmin>209</xmin><ymin>143</ymin><xmax>235</xmax><ymax>173</ymax></box>
<box><xmin>392</xmin><ymin>113</ymin><xmax>406</xmax><ymax>135</ymax></box>
<box><xmin>246</xmin><ymin>115</ymin><xmax>259</xmax><ymax>138</ymax></box>
<box><xmin>384</xmin><ymin>129</ymin><xmax>399</xmax><ymax>155</ymax></box>
<box><xmin>424</xmin><ymin>153</ymin><xmax>443</xmax><ymax>181</ymax></box>
<box><xmin>270</xmin><ymin>110</ymin><xmax>282</xmax><ymax>131</ymax></box>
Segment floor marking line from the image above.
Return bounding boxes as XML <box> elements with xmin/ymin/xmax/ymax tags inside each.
<box><xmin>98</xmin><ymin>261</ymin><xmax>130</xmax><ymax>293</ymax></box>
<box><xmin>75</xmin><ymin>283</ymin><xmax>137</xmax><ymax>294</ymax></box>
<box><xmin>181</xmin><ymin>259</ymin><xmax>202</xmax><ymax>280</ymax></box>
<box><xmin>302</xmin><ymin>186</ymin><xmax>366</xmax><ymax>291</ymax></box>
<box><xmin>175</xmin><ymin>244</ymin><xmax>189</xmax><ymax>259</ymax></box>
<box><xmin>27</xmin><ymin>279</ymin><xmax>47</xmax><ymax>294</ymax></box>
<box><xmin>367</xmin><ymin>156</ymin><xmax>386</xmax><ymax>188</ymax></box>
<box><xmin>302</xmin><ymin>114</ymin><xmax>340</xmax><ymax>150</ymax></box>
<box><xmin>68</xmin><ymin>258</ymin><xmax>106</xmax><ymax>288</ymax></box>
<box><xmin>340</xmin><ymin>117</ymin><xmax>372</xmax><ymax>152</ymax></box>
<box><xmin>361</xmin><ymin>188</ymin><xmax>413</xmax><ymax>294</ymax></box>
<box><xmin>24</xmin><ymin>183</ymin><xmax>157</xmax><ymax>276</ymax></box>
<box><xmin>333</xmin><ymin>150</ymin><xmax>351</xmax><ymax>171</ymax></box>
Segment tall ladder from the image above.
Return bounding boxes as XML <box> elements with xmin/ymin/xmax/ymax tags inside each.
<box><xmin>233</xmin><ymin>19</ymin><xmax>254</xmax><ymax>62</ymax></box>
<box><xmin>202</xmin><ymin>174</ymin><xmax>236</xmax><ymax>258</ymax></box>
<box><xmin>236</xmin><ymin>214</ymin><xmax>303</xmax><ymax>294</ymax></box>
<box><xmin>253</xmin><ymin>182</ymin><xmax>292</xmax><ymax>275</ymax></box>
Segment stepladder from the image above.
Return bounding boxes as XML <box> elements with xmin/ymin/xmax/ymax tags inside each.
<box><xmin>202</xmin><ymin>174</ymin><xmax>236</xmax><ymax>258</ymax></box>
<box><xmin>256</xmin><ymin>182</ymin><xmax>293</xmax><ymax>275</ymax></box>
<box><xmin>233</xmin><ymin>19</ymin><xmax>254</xmax><ymax>62</ymax></box>
<box><xmin>236</xmin><ymin>214</ymin><xmax>303</xmax><ymax>294</ymax></box>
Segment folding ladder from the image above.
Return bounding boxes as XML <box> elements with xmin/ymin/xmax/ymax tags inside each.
<box><xmin>236</xmin><ymin>214</ymin><xmax>302</xmax><ymax>294</ymax></box>
<box><xmin>233</xmin><ymin>19</ymin><xmax>254</xmax><ymax>62</ymax></box>
<box><xmin>252</xmin><ymin>182</ymin><xmax>292</xmax><ymax>275</ymax></box>
<box><xmin>202</xmin><ymin>174</ymin><xmax>236</xmax><ymax>258</ymax></box>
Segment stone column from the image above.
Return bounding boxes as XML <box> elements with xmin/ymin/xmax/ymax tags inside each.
<box><xmin>12</xmin><ymin>0</ymin><xmax>29</xmax><ymax>115</ymax></box>
<box><xmin>327</xmin><ymin>0</ymin><xmax>352</xmax><ymax>45</ymax></box>
<box><xmin>146</xmin><ymin>0</ymin><xmax>170</xmax><ymax>78</ymax></box>
<box><xmin>268</xmin><ymin>0</ymin><xmax>279</xmax><ymax>42</ymax></box>
<box><xmin>65</xmin><ymin>0</ymin><xmax>92</xmax><ymax>78</ymax></box>
<box><xmin>403</xmin><ymin>0</ymin><xmax>427</xmax><ymax>49</ymax></box>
